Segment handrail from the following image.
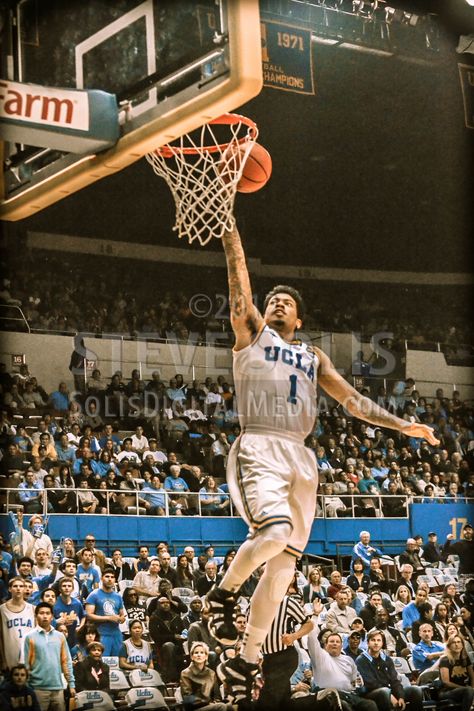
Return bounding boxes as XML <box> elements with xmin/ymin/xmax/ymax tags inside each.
<box><xmin>0</xmin><ymin>304</ymin><xmax>31</xmax><ymax>333</ymax></box>
<box><xmin>3</xmin><ymin>488</ymin><xmax>471</xmax><ymax>519</ymax></box>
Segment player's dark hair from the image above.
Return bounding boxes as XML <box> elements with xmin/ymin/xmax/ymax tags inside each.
<box><xmin>264</xmin><ymin>285</ymin><xmax>305</xmax><ymax>319</ymax></box>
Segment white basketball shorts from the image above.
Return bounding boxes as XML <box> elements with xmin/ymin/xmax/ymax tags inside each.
<box><xmin>226</xmin><ymin>427</ymin><xmax>319</xmax><ymax>558</ymax></box>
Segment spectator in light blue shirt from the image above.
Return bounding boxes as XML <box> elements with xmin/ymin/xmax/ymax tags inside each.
<box><xmin>24</xmin><ymin>602</ymin><xmax>76</xmax><ymax>707</ymax></box>
<box><xmin>164</xmin><ymin>464</ymin><xmax>190</xmax><ymax>515</ymax></box>
<box><xmin>412</xmin><ymin>623</ymin><xmax>445</xmax><ymax>671</ymax></box>
<box><xmin>370</xmin><ymin>457</ymin><xmax>389</xmax><ymax>482</ymax></box>
<box><xmin>402</xmin><ymin>588</ymin><xmax>429</xmax><ymax>630</ymax></box>
<box><xmin>55</xmin><ymin>433</ymin><xmax>76</xmax><ymax>466</ymax></box>
<box><xmin>18</xmin><ymin>471</ymin><xmax>46</xmax><ymax>514</ymax></box>
<box><xmin>141</xmin><ymin>475</ymin><xmax>166</xmax><ymax>515</ymax></box>
<box><xmin>351</xmin><ymin>531</ymin><xmax>383</xmax><ymax>573</ymax></box>
<box><xmin>357</xmin><ymin>470</ymin><xmax>380</xmax><ymax>495</ymax></box>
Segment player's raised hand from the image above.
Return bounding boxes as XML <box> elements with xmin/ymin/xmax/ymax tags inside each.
<box><xmin>401</xmin><ymin>423</ymin><xmax>439</xmax><ymax>445</ymax></box>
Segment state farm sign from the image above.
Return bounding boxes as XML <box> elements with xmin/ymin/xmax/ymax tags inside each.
<box><xmin>0</xmin><ymin>80</ymin><xmax>89</xmax><ymax>130</ymax></box>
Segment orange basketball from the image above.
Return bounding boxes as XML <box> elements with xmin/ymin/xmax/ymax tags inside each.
<box><xmin>223</xmin><ymin>142</ymin><xmax>272</xmax><ymax>193</ymax></box>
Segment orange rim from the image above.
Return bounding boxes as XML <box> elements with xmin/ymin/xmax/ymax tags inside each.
<box><xmin>154</xmin><ymin>113</ymin><xmax>258</xmax><ymax>158</ymax></box>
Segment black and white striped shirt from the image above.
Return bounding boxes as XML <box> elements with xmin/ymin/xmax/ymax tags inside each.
<box><xmin>261</xmin><ymin>594</ymin><xmax>310</xmax><ymax>655</ymax></box>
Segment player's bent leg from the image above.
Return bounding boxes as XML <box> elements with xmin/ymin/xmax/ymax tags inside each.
<box><xmin>216</xmin><ymin>551</ymin><xmax>297</xmax><ymax>703</ymax></box>
<box><xmin>241</xmin><ymin>550</ymin><xmax>296</xmax><ymax>663</ymax></box>
<box><xmin>207</xmin><ymin>523</ymin><xmax>292</xmax><ymax>646</ymax></box>
<box><xmin>222</xmin><ymin>521</ymin><xmax>293</xmax><ymax>592</ymax></box>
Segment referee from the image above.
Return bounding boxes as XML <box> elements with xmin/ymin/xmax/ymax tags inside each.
<box><xmin>259</xmin><ymin>589</ymin><xmax>314</xmax><ymax>709</ymax></box>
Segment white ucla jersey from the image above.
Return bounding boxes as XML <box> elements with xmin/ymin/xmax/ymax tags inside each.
<box><xmin>122</xmin><ymin>637</ymin><xmax>153</xmax><ymax>667</ymax></box>
<box><xmin>0</xmin><ymin>601</ymin><xmax>35</xmax><ymax>668</ymax></box>
<box><xmin>233</xmin><ymin>325</ymin><xmax>319</xmax><ymax>438</ymax></box>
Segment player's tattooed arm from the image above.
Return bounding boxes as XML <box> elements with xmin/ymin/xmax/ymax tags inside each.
<box><xmin>316</xmin><ymin>347</ymin><xmax>439</xmax><ymax>445</ymax></box>
<box><xmin>222</xmin><ymin>225</ymin><xmax>263</xmax><ymax>348</ymax></box>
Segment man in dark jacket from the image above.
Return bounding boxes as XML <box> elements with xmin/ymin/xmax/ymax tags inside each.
<box><xmin>422</xmin><ymin>532</ymin><xmax>442</xmax><ymax>565</ymax></box>
<box><xmin>356</xmin><ymin>630</ymin><xmax>423</xmax><ymax>711</ymax></box>
<box><xmin>149</xmin><ymin>596</ymin><xmax>186</xmax><ymax>682</ymax></box>
<box><xmin>441</xmin><ymin>525</ymin><xmax>473</xmax><ymax>575</ymax></box>
<box><xmin>398</xmin><ymin>539</ymin><xmax>425</xmax><ymax>577</ymax></box>
<box><xmin>74</xmin><ymin>642</ymin><xmax>110</xmax><ymax>692</ymax></box>
<box><xmin>359</xmin><ymin>590</ymin><xmax>394</xmax><ymax>631</ymax></box>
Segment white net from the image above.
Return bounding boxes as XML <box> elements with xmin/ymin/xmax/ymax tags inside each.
<box><xmin>146</xmin><ymin>113</ymin><xmax>258</xmax><ymax>246</ymax></box>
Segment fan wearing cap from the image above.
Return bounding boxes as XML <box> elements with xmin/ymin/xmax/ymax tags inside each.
<box><xmin>422</xmin><ymin>532</ymin><xmax>442</xmax><ymax>565</ymax></box>
<box><xmin>74</xmin><ymin>641</ymin><xmax>110</xmax><ymax>693</ymax></box>
<box><xmin>345</xmin><ymin>629</ymin><xmax>365</xmax><ymax>661</ymax></box>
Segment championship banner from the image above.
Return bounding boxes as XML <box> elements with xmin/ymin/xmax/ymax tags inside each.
<box><xmin>458</xmin><ymin>63</ymin><xmax>474</xmax><ymax>129</ymax></box>
<box><xmin>261</xmin><ymin>20</ymin><xmax>315</xmax><ymax>95</ymax></box>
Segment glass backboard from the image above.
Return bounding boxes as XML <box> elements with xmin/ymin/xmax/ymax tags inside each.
<box><xmin>0</xmin><ymin>0</ymin><xmax>262</xmax><ymax>220</ymax></box>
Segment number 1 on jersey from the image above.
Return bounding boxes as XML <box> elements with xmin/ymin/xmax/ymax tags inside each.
<box><xmin>288</xmin><ymin>374</ymin><xmax>298</xmax><ymax>404</ymax></box>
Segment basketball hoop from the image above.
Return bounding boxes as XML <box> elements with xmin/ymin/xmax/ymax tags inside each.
<box><xmin>146</xmin><ymin>113</ymin><xmax>258</xmax><ymax>246</ymax></box>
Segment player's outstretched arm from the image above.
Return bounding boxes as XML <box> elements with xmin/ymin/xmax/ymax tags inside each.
<box><xmin>222</xmin><ymin>225</ymin><xmax>263</xmax><ymax>350</ymax></box>
<box><xmin>316</xmin><ymin>348</ymin><xmax>439</xmax><ymax>445</ymax></box>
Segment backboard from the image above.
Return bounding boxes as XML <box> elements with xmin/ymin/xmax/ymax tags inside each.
<box><xmin>0</xmin><ymin>0</ymin><xmax>262</xmax><ymax>220</ymax></box>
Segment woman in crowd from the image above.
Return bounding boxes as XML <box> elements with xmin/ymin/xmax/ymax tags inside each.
<box><xmin>199</xmin><ymin>476</ymin><xmax>229</xmax><ymax>516</ymax></box>
<box><xmin>457</xmin><ymin>607</ymin><xmax>474</xmax><ymax>650</ymax></box>
<box><xmin>180</xmin><ymin>641</ymin><xmax>230</xmax><ymax>711</ymax></box>
<box><xmin>393</xmin><ymin>585</ymin><xmax>412</xmax><ymax>617</ymax></box>
<box><xmin>55</xmin><ymin>464</ymin><xmax>75</xmax><ymax>489</ymax></box>
<box><xmin>346</xmin><ymin>558</ymin><xmax>371</xmax><ymax>594</ymax></box>
<box><xmin>74</xmin><ymin>624</ymin><xmax>101</xmax><ymax>663</ymax></box>
<box><xmin>438</xmin><ymin>633</ymin><xmax>474</xmax><ymax>711</ymax></box>
<box><xmin>175</xmin><ymin>553</ymin><xmax>196</xmax><ymax>590</ymax></box>
<box><xmin>218</xmin><ymin>550</ymin><xmax>237</xmax><ymax>577</ymax></box>
<box><xmin>442</xmin><ymin>597</ymin><xmax>460</xmax><ymax>624</ymax></box>
<box><xmin>444</xmin><ymin>582</ymin><xmax>462</xmax><ymax>615</ymax></box>
<box><xmin>434</xmin><ymin>602</ymin><xmax>451</xmax><ymax>638</ymax></box>
<box><xmin>119</xmin><ymin>620</ymin><xmax>154</xmax><ymax>671</ymax></box>
<box><xmin>123</xmin><ymin>587</ymin><xmax>148</xmax><ymax>627</ymax></box>
<box><xmin>53</xmin><ymin>464</ymin><xmax>77</xmax><ymax>513</ymax></box>
<box><xmin>96</xmin><ymin>450</ymin><xmax>119</xmax><ymax>478</ymax></box>
<box><xmin>102</xmin><ymin>439</ymin><xmax>119</xmax><ymax>460</ymax></box>
<box><xmin>302</xmin><ymin>567</ymin><xmax>328</xmax><ymax>605</ymax></box>
<box><xmin>62</xmin><ymin>537</ymin><xmax>77</xmax><ymax>562</ymax></box>
<box><xmin>75</xmin><ymin>641</ymin><xmax>110</xmax><ymax>693</ymax></box>
<box><xmin>95</xmin><ymin>479</ymin><xmax>115</xmax><ymax>514</ymax></box>
<box><xmin>411</xmin><ymin>603</ymin><xmax>442</xmax><ymax>643</ymax></box>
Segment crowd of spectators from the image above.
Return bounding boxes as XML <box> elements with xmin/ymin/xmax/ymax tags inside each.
<box><xmin>0</xmin><ymin>521</ymin><xmax>472</xmax><ymax>710</ymax></box>
<box><xmin>0</xmin><ymin>362</ymin><xmax>473</xmax><ymax>519</ymax></box>
<box><xmin>0</xmin><ymin>246</ymin><xmax>472</xmax><ymax>356</ymax></box>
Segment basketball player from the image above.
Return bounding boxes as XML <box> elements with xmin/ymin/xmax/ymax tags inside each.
<box><xmin>0</xmin><ymin>577</ymin><xmax>35</xmax><ymax>671</ymax></box>
<box><xmin>206</xmin><ymin>225</ymin><xmax>439</xmax><ymax>703</ymax></box>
